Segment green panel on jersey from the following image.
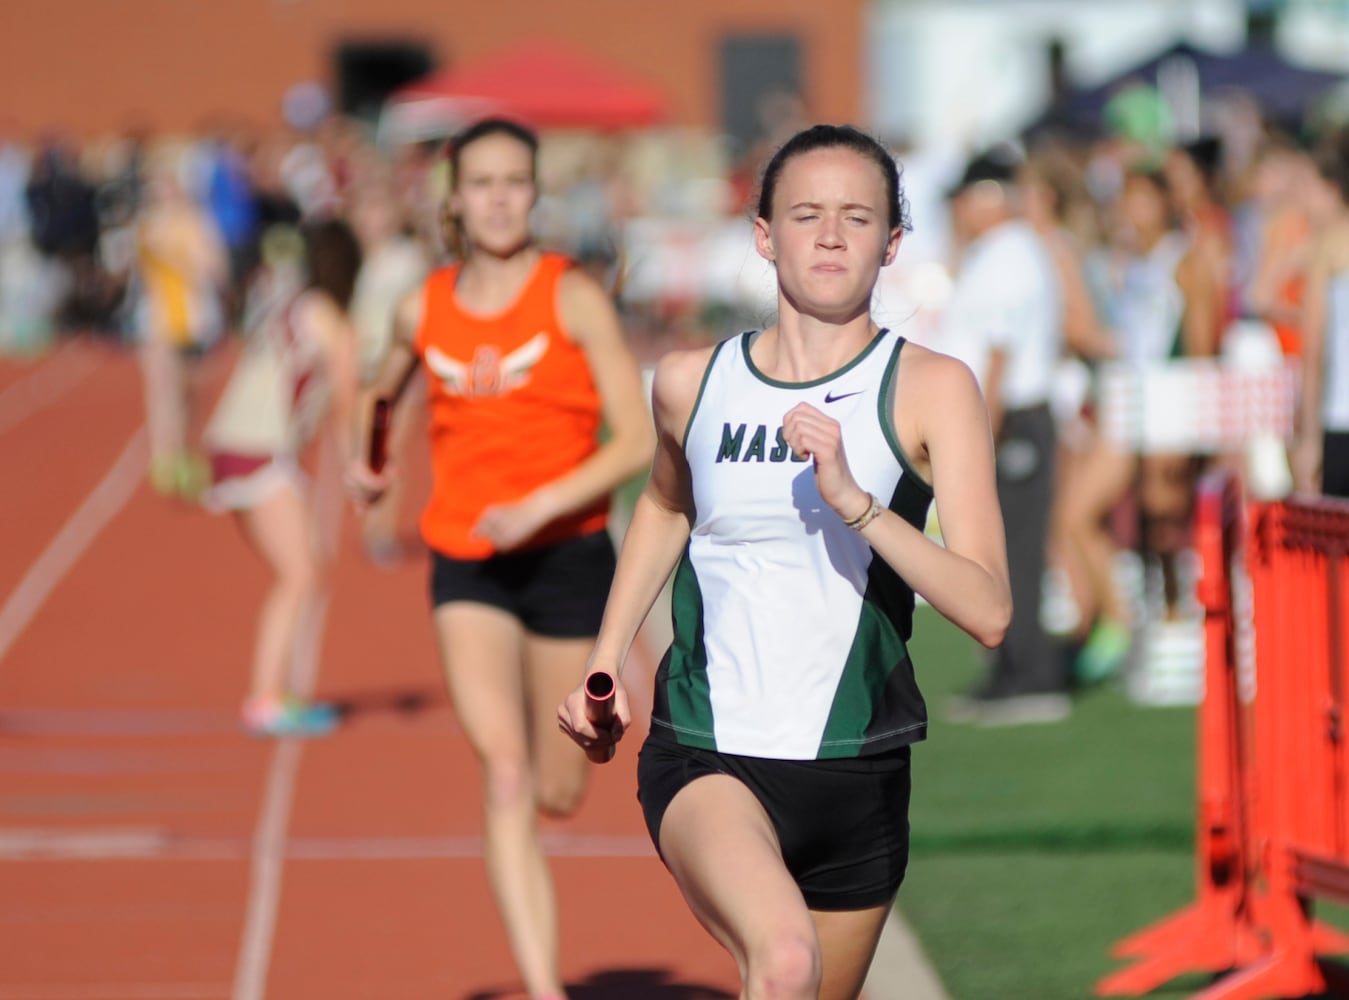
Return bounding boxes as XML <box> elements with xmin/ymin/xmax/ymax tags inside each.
<box><xmin>816</xmin><ymin>601</ymin><xmax>911</xmax><ymax>758</ymax></box>
<box><xmin>816</xmin><ymin>480</ymin><xmax>932</xmax><ymax>758</ymax></box>
<box><xmin>665</xmin><ymin>548</ymin><xmax>717</xmax><ymax>747</ymax></box>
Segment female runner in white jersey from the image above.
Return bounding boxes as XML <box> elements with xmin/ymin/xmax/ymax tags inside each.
<box><xmin>559</xmin><ymin>124</ymin><xmax>1012</xmax><ymax>1000</ymax></box>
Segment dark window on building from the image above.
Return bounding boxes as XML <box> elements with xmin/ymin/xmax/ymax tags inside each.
<box><xmin>335</xmin><ymin>42</ymin><xmax>437</xmax><ymax>124</ymax></box>
<box><xmin>719</xmin><ymin>34</ymin><xmax>803</xmax><ymax>152</ymax></box>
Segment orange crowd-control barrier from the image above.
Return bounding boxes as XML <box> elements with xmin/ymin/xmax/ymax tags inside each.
<box><xmin>1098</xmin><ymin>472</ymin><xmax>1349</xmax><ymax>1000</ymax></box>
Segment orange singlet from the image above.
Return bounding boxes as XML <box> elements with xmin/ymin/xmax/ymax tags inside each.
<box><xmin>414</xmin><ymin>252</ymin><xmax>608</xmax><ymax>559</ymax></box>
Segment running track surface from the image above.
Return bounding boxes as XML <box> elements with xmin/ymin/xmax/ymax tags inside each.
<box><xmin>0</xmin><ymin>340</ymin><xmax>742</xmax><ymax>1000</ymax></box>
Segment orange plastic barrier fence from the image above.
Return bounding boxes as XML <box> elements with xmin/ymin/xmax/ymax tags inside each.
<box><xmin>1098</xmin><ymin>472</ymin><xmax>1349</xmax><ymax>1000</ymax></box>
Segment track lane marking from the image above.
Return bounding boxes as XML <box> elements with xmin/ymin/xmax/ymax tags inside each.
<box><xmin>0</xmin><ymin>346</ymin><xmax>98</xmax><ymax>439</ymax></box>
<box><xmin>0</xmin><ymin>429</ymin><xmax>147</xmax><ymax>666</ymax></box>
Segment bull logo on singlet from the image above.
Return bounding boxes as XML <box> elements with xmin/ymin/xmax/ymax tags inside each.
<box><xmin>424</xmin><ymin>332</ymin><xmax>550</xmax><ymax>397</ymax></box>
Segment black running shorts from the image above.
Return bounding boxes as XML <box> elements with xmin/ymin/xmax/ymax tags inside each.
<box><xmin>1324</xmin><ymin>431</ymin><xmax>1349</xmax><ymax>499</ymax></box>
<box><xmin>428</xmin><ymin>530</ymin><xmax>616</xmax><ymax>638</ymax></box>
<box><xmin>636</xmin><ymin>730</ymin><xmax>912</xmax><ymax>910</ymax></box>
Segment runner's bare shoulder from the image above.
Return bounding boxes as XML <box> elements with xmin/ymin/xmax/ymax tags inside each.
<box><xmin>650</xmin><ymin>342</ymin><xmax>720</xmax><ymax>439</ymax></box>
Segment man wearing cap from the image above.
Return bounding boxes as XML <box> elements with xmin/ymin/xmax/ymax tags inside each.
<box><xmin>940</xmin><ymin>144</ymin><xmax>1068</xmax><ymax>725</ymax></box>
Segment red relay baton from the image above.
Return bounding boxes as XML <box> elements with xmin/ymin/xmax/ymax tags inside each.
<box><xmin>368</xmin><ymin>398</ymin><xmax>391</xmax><ymax>473</ymax></box>
<box><xmin>584</xmin><ymin>671</ymin><xmax>617</xmax><ymax>764</ymax></box>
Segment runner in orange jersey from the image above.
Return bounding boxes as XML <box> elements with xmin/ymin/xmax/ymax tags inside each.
<box><xmin>347</xmin><ymin>117</ymin><xmax>653</xmax><ymax>1000</ymax></box>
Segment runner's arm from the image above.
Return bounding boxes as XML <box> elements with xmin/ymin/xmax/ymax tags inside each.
<box><xmin>558</xmin><ymin>347</ymin><xmax>705</xmax><ymax>751</ymax></box>
<box><xmin>1054</xmin><ymin>238</ymin><xmax>1117</xmax><ymax>360</ymax></box>
<box><xmin>470</xmin><ymin>269</ymin><xmax>657</xmax><ymax>551</ymax></box>
<box><xmin>859</xmin><ymin>352</ymin><xmax>1012</xmax><ymax>647</ymax></box>
<box><xmin>585</xmin><ymin>347</ymin><xmax>705</xmax><ymax>679</ymax></box>
<box><xmin>1294</xmin><ymin>237</ymin><xmax>1331</xmax><ymax>492</ymax></box>
<box><xmin>344</xmin><ymin>286</ymin><xmax>422</xmax><ymax>505</ymax></box>
<box><xmin>521</xmin><ymin>268</ymin><xmax>656</xmax><ymax>524</ymax></box>
<box><xmin>356</xmin><ymin>286</ymin><xmax>423</xmax><ymax>458</ymax></box>
<box><xmin>1177</xmin><ymin>245</ymin><xmax>1219</xmax><ymax>358</ymax></box>
<box><xmin>368</xmin><ymin>287</ymin><xmax>424</xmax><ymax>407</ymax></box>
<box><xmin>299</xmin><ymin>290</ymin><xmax>359</xmax><ymax>470</ymax></box>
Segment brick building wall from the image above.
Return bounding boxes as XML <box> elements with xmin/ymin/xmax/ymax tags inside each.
<box><xmin>1</xmin><ymin>0</ymin><xmax>864</xmax><ymax>138</ymax></box>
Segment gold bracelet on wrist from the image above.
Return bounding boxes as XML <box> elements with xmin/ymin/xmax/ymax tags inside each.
<box><xmin>843</xmin><ymin>493</ymin><xmax>882</xmax><ymax>531</ymax></box>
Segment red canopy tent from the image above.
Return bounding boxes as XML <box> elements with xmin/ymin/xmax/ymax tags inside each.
<box><xmin>379</xmin><ymin>40</ymin><xmax>669</xmax><ymax>143</ymax></box>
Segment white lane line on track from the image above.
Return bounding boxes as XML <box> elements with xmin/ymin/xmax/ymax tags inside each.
<box><xmin>231</xmin><ymin>447</ymin><xmax>339</xmax><ymax>1000</ymax></box>
<box><xmin>0</xmin><ymin>827</ymin><xmax>173</xmax><ymax>858</ymax></box>
<box><xmin>0</xmin><ymin>706</ymin><xmax>455</xmax><ymax>737</ymax></box>
<box><xmin>0</xmin><ymin>428</ymin><xmax>146</xmax><ymax>666</ymax></box>
<box><xmin>230</xmin><ymin>739</ymin><xmax>300</xmax><ymax>1000</ymax></box>
<box><xmin>863</xmin><ymin>908</ymin><xmax>953</xmax><ymax>1000</ymax></box>
<box><xmin>0</xmin><ymin>346</ymin><xmax>98</xmax><ymax>438</ymax></box>
<box><xmin>0</xmin><ymin>830</ymin><xmax>656</xmax><ymax>862</ymax></box>
<box><xmin>0</xmin><ymin>708</ymin><xmax>238</xmax><ymax>736</ymax></box>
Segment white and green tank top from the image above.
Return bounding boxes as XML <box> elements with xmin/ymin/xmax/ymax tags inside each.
<box><xmin>652</xmin><ymin>328</ymin><xmax>934</xmax><ymax>760</ymax></box>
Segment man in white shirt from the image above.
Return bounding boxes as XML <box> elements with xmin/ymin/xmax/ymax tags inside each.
<box><xmin>940</xmin><ymin>147</ymin><xmax>1068</xmax><ymax>724</ymax></box>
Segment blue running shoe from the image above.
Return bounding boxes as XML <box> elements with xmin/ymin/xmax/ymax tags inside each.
<box><xmin>242</xmin><ymin>696</ymin><xmax>338</xmax><ymax>738</ymax></box>
<box><xmin>1076</xmin><ymin>618</ymin><xmax>1131</xmax><ymax>685</ymax></box>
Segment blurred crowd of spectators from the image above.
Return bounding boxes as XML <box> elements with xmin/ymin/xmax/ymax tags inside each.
<box><xmin>917</xmin><ymin>85</ymin><xmax>1349</xmax><ymax>710</ymax></box>
<box><xmin>0</xmin><ymin>117</ymin><xmax>454</xmax><ymax>353</ymax></box>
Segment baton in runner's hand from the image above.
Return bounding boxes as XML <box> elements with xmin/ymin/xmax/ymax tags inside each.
<box><xmin>584</xmin><ymin>671</ymin><xmax>617</xmax><ymax>764</ymax></box>
<box><xmin>368</xmin><ymin>397</ymin><xmax>391</xmax><ymax>473</ymax></box>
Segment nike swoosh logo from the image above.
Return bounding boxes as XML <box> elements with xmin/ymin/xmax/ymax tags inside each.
<box><xmin>823</xmin><ymin>390</ymin><xmax>864</xmax><ymax>404</ymax></box>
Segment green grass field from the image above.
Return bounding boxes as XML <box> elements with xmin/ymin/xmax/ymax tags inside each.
<box><xmin>899</xmin><ymin>606</ymin><xmax>1349</xmax><ymax>1000</ymax></box>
